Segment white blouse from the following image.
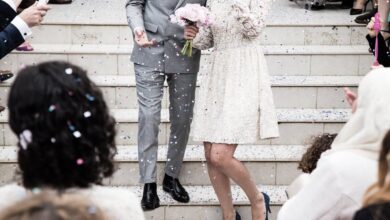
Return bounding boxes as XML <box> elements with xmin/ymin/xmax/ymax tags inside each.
<box><xmin>0</xmin><ymin>184</ymin><xmax>145</xmax><ymax>220</ymax></box>
<box><xmin>278</xmin><ymin>152</ymin><xmax>378</xmax><ymax>220</ymax></box>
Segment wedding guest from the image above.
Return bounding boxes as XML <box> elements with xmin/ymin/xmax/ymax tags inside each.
<box><xmin>278</xmin><ymin>67</ymin><xmax>390</xmax><ymax>220</ymax></box>
<box><xmin>0</xmin><ymin>0</ymin><xmax>49</xmax><ymax>56</ymax></box>
<box><xmin>366</xmin><ymin>17</ymin><xmax>390</xmax><ymax>67</ymax></box>
<box><xmin>192</xmin><ymin>0</ymin><xmax>279</xmax><ymax>219</ymax></box>
<box><xmin>353</xmin><ymin>130</ymin><xmax>390</xmax><ymax>220</ymax></box>
<box><xmin>0</xmin><ymin>191</ymin><xmax>106</xmax><ymax>220</ymax></box>
<box><xmin>286</xmin><ymin>134</ymin><xmax>337</xmax><ymax>198</ymax></box>
<box><xmin>350</xmin><ymin>0</ymin><xmax>372</xmax><ymax>15</ymax></box>
<box><xmin>15</xmin><ymin>0</ymin><xmax>40</xmax><ymax>52</ymax></box>
<box><xmin>0</xmin><ymin>61</ymin><xmax>145</xmax><ymax>220</ymax></box>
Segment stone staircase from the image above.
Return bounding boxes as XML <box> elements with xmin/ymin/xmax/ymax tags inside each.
<box><xmin>0</xmin><ymin>0</ymin><xmax>372</xmax><ymax>219</ymax></box>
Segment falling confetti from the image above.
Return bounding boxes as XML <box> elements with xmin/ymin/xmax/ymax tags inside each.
<box><xmin>76</xmin><ymin>158</ymin><xmax>84</xmax><ymax>165</ymax></box>
<box><xmin>48</xmin><ymin>105</ymin><xmax>56</xmax><ymax>112</ymax></box>
<box><xmin>86</xmin><ymin>94</ymin><xmax>95</xmax><ymax>101</ymax></box>
<box><xmin>84</xmin><ymin>111</ymin><xmax>92</xmax><ymax>118</ymax></box>
<box><xmin>73</xmin><ymin>131</ymin><xmax>82</xmax><ymax>138</ymax></box>
<box><xmin>65</xmin><ymin>68</ymin><xmax>73</xmax><ymax>75</ymax></box>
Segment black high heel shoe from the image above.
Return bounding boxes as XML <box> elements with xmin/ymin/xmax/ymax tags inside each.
<box><xmin>262</xmin><ymin>192</ymin><xmax>271</xmax><ymax>220</ymax></box>
<box><xmin>355</xmin><ymin>7</ymin><xmax>378</xmax><ymax>24</ymax></box>
<box><xmin>350</xmin><ymin>0</ymin><xmax>371</xmax><ymax>15</ymax></box>
<box><xmin>235</xmin><ymin>211</ymin><xmax>241</xmax><ymax>220</ymax></box>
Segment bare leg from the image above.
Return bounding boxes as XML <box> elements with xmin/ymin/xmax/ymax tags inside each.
<box><xmin>209</xmin><ymin>144</ymin><xmax>265</xmax><ymax>220</ymax></box>
<box><xmin>379</xmin><ymin>0</ymin><xmax>390</xmax><ymax>39</ymax></box>
<box><xmin>204</xmin><ymin>142</ymin><xmax>235</xmax><ymax>220</ymax></box>
<box><xmin>353</xmin><ymin>0</ymin><xmax>366</xmax><ymax>9</ymax></box>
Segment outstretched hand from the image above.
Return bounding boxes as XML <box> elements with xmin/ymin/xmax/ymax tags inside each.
<box><xmin>134</xmin><ymin>29</ymin><xmax>157</xmax><ymax>47</ymax></box>
<box><xmin>344</xmin><ymin>87</ymin><xmax>357</xmax><ymax>113</ymax></box>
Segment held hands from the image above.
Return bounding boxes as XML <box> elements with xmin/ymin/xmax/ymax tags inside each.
<box><xmin>184</xmin><ymin>25</ymin><xmax>199</xmax><ymax>40</ymax></box>
<box><xmin>19</xmin><ymin>3</ymin><xmax>51</xmax><ymax>28</ymax></box>
<box><xmin>134</xmin><ymin>29</ymin><xmax>157</xmax><ymax>47</ymax></box>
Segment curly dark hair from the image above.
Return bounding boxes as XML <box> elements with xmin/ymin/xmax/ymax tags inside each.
<box><xmin>298</xmin><ymin>133</ymin><xmax>337</xmax><ymax>174</ymax></box>
<box><xmin>8</xmin><ymin>61</ymin><xmax>117</xmax><ymax>190</ymax></box>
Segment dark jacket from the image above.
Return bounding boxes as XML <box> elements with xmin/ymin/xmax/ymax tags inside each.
<box><xmin>0</xmin><ymin>1</ymin><xmax>24</xmax><ymax>59</ymax></box>
<box><xmin>366</xmin><ymin>33</ymin><xmax>390</xmax><ymax>67</ymax></box>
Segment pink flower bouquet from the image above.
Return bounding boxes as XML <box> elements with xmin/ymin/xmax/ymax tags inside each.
<box><xmin>170</xmin><ymin>4</ymin><xmax>214</xmax><ymax>57</ymax></box>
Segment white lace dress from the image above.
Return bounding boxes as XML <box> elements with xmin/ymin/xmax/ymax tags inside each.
<box><xmin>192</xmin><ymin>0</ymin><xmax>279</xmax><ymax>144</ymax></box>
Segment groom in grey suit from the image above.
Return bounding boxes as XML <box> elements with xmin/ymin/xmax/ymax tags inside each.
<box><xmin>126</xmin><ymin>0</ymin><xmax>206</xmax><ymax>211</ymax></box>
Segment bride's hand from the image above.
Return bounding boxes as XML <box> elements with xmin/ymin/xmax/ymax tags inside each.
<box><xmin>184</xmin><ymin>25</ymin><xmax>199</xmax><ymax>40</ymax></box>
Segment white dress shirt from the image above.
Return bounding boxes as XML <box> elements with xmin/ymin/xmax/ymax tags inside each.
<box><xmin>278</xmin><ymin>152</ymin><xmax>378</xmax><ymax>220</ymax></box>
<box><xmin>2</xmin><ymin>0</ymin><xmax>32</xmax><ymax>39</ymax></box>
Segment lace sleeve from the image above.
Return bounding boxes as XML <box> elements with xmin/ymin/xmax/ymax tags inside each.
<box><xmin>231</xmin><ymin>0</ymin><xmax>273</xmax><ymax>39</ymax></box>
<box><xmin>193</xmin><ymin>26</ymin><xmax>214</xmax><ymax>50</ymax></box>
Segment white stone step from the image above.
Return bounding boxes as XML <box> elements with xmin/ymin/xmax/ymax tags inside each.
<box><xmin>129</xmin><ymin>185</ymin><xmax>287</xmax><ymax>205</ymax></box>
<box><xmin>28</xmin><ymin>0</ymin><xmax>366</xmax><ymax>46</ymax></box>
<box><xmin>0</xmin><ymin>108</ymin><xmax>351</xmax><ymax>124</ymax></box>
<box><xmin>2</xmin><ymin>44</ymin><xmax>373</xmax><ymax>76</ymax></box>
<box><xmin>0</xmin><ymin>145</ymin><xmax>306</xmax><ymax>163</ymax></box>
<box><xmin>0</xmin><ymin>75</ymin><xmax>364</xmax><ymax>87</ymax></box>
<box><xmin>0</xmin><ymin>145</ymin><xmax>305</xmax><ymax>186</ymax></box>
<box><xmin>30</xmin><ymin>24</ymin><xmax>366</xmax><ymax>46</ymax></box>
<box><xmin>0</xmin><ymin>108</ymin><xmax>347</xmax><ymax>147</ymax></box>
<box><xmin>0</xmin><ymin>75</ymin><xmax>361</xmax><ymax>109</ymax></box>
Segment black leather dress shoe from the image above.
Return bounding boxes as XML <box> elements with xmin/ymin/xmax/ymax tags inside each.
<box><xmin>0</xmin><ymin>70</ymin><xmax>13</xmax><ymax>82</ymax></box>
<box><xmin>163</xmin><ymin>174</ymin><xmax>190</xmax><ymax>203</ymax></box>
<box><xmin>141</xmin><ymin>183</ymin><xmax>160</xmax><ymax>211</ymax></box>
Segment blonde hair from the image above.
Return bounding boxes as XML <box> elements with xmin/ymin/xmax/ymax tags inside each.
<box><xmin>0</xmin><ymin>191</ymin><xmax>105</xmax><ymax>220</ymax></box>
<box><xmin>363</xmin><ymin>130</ymin><xmax>390</xmax><ymax>206</ymax></box>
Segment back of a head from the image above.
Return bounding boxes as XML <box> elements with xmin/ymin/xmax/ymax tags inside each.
<box><xmin>0</xmin><ymin>191</ymin><xmax>105</xmax><ymax>220</ymax></box>
<box><xmin>8</xmin><ymin>61</ymin><xmax>117</xmax><ymax>190</ymax></box>
<box><xmin>298</xmin><ymin>133</ymin><xmax>337</xmax><ymax>173</ymax></box>
<box><xmin>364</xmin><ymin>130</ymin><xmax>390</xmax><ymax>207</ymax></box>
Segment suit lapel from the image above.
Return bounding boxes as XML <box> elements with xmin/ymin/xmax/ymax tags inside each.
<box><xmin>174</xmin><ymin>0</ymin><xmax>186</xmax><ymax>10</ymax></box>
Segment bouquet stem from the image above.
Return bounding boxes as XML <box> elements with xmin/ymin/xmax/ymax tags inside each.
<box><xmin>181</xmin><ymin>40</ymin><xmax>193</xmax><ymax>57</ymax></box>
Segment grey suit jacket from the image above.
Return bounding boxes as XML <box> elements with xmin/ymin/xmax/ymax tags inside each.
<box><xmin>126</xmin><ymin>0</ymin><xmax>207</xmax><ymax>74</ymax></box>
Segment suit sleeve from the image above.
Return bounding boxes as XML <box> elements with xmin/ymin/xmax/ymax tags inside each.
<box><xmin>163</xmin><ymin>22</ymin><xmax>185</xmax><ymax>42</ymax></box>
<box><xmin>0</xmin><ymin>23</ymin><xmax>24</xmax><ymax>59</ymax></box>
<box><xmin>125</xmin><ymin>0</ymin><xmax>145</xmax><ymax>32</ymax></box>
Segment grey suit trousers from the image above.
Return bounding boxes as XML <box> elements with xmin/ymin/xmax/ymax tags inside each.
<box><xmin>135</xmin><ymin>64</ymin><xmax>197</xmax><ymax>183</ymax></box>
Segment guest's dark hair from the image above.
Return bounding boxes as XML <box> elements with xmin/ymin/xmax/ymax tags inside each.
<box><xmin>8</xmin><ymin>61</ymin><xmax>117</xmax><ymax>190</ymax></box>
<box><xmin>298</xmin><ymin>133</ymin><xmax>337</xmax><ymax>174</ymax></box>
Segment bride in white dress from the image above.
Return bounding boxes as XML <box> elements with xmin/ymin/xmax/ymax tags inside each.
<box><xmin>192</xmin><ymin>0</ymin><xmax>279</xmax><ymax>219</ymax></box>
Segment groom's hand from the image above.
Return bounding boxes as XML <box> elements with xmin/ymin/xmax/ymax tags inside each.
<box><xmin>134</xmin><ymin>29</ymin><xmax>157</xmax><ymax>47</ymax></box>
<box><xmin>184</xmin><ymin>25</ymin><xmax>199</xmax><ymax>40</ymax></box>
